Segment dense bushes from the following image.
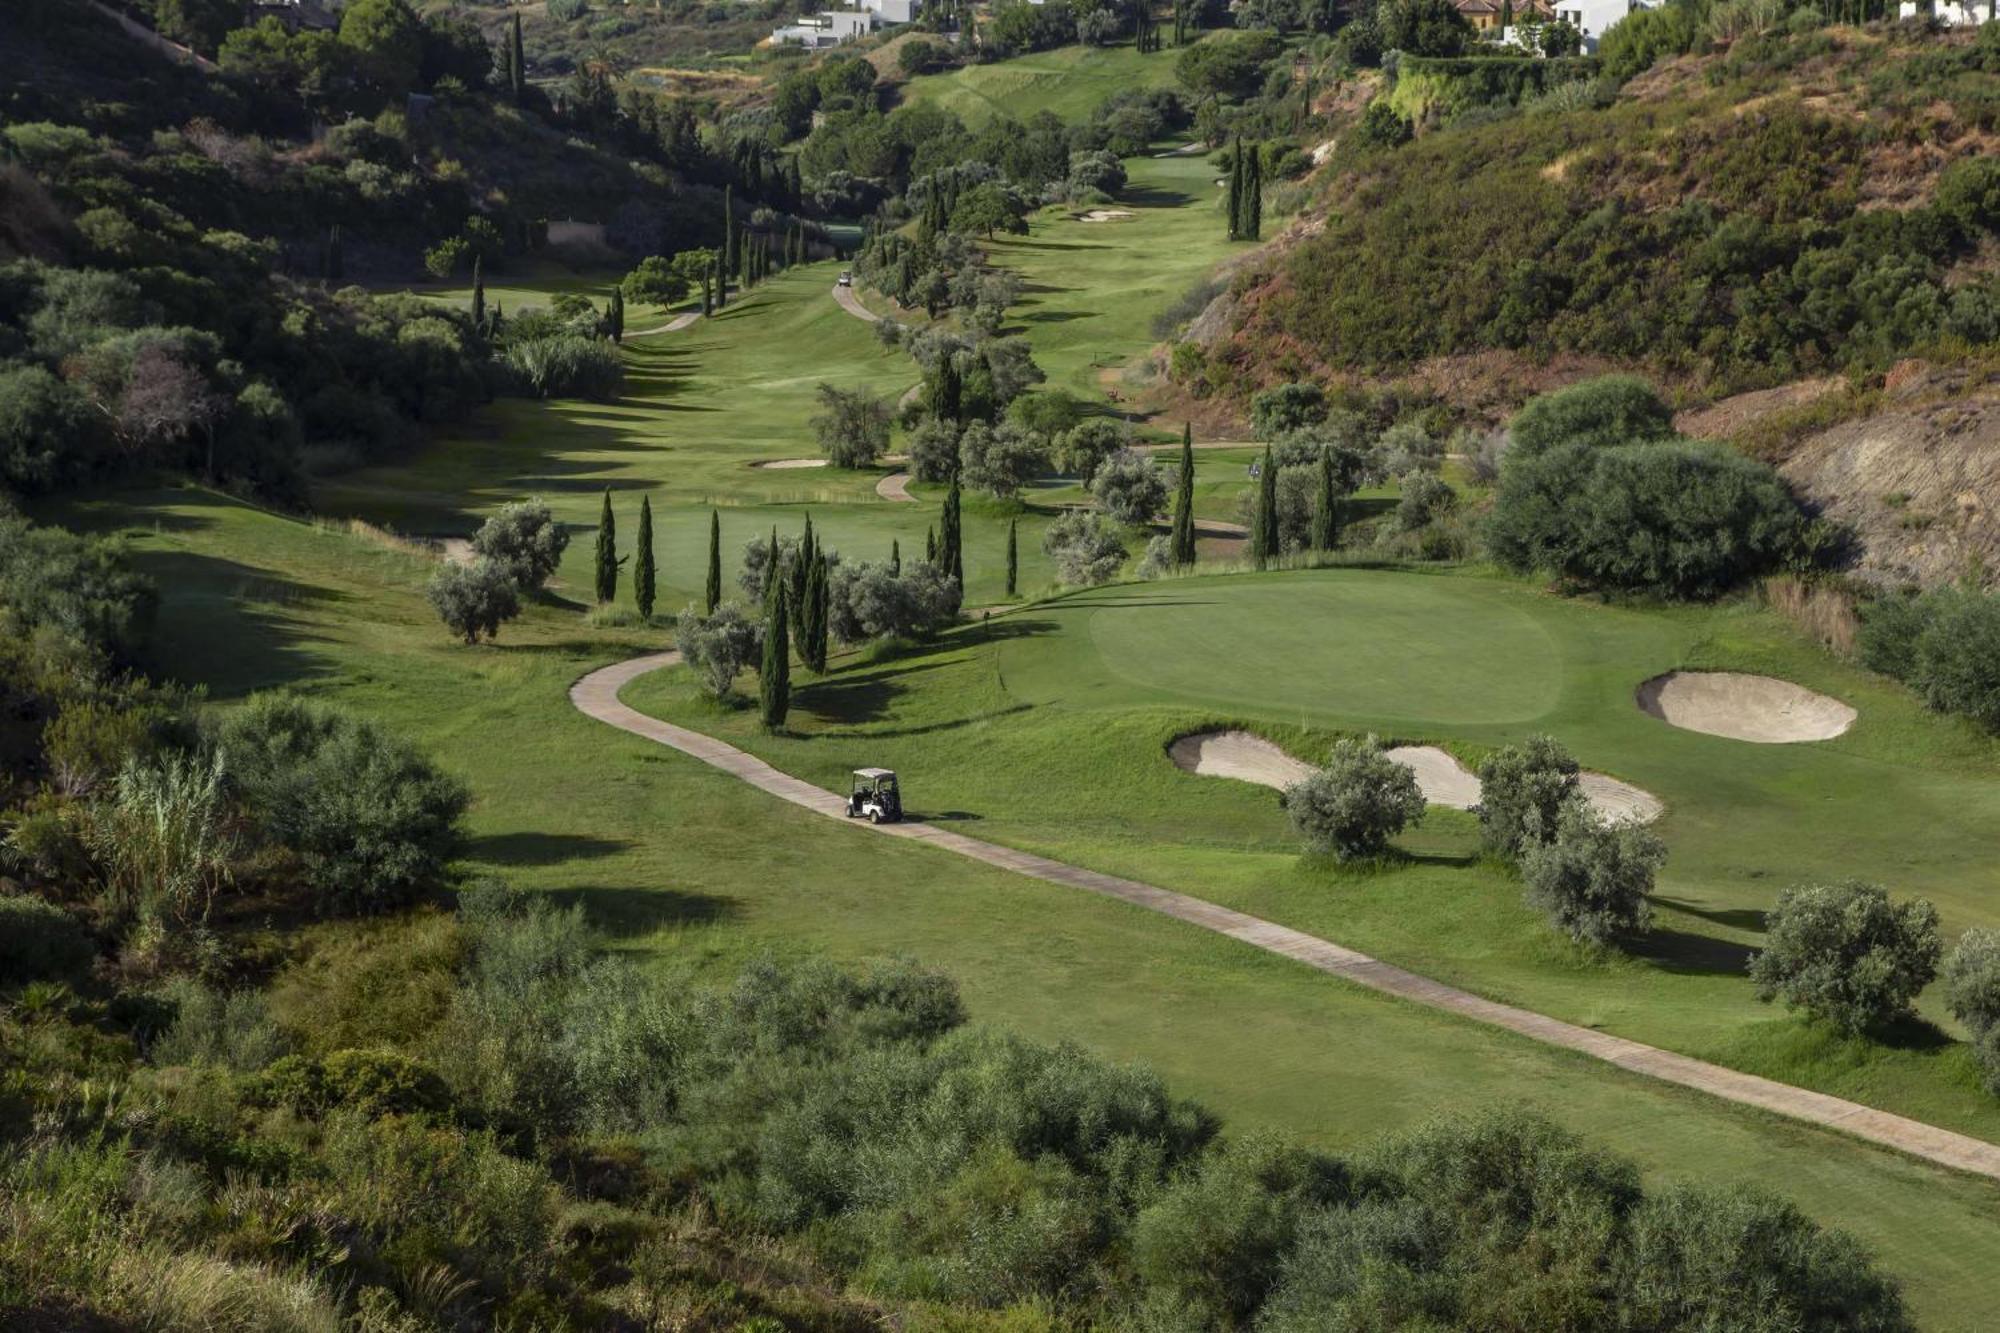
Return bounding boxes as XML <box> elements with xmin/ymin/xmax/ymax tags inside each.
<box><xmin>1859</xmin><ymin>585</ymin><xmax>2000</xmax><ymax>731</ymax></box>
<box><xmin>0</xmin><ymin>512</ymin><xmax>158</xmax><ymax>662</ymax></box>
<box><xmin>1488</xmin><ymin>380</ymin><xmax>1805</xmax><ymax>598</ymax></box>
<box><xmin>1944</xmin><ymin>929</ymin><xmax>2000</xmax><ymax>1093</ymax></box>
<box><xmin>502</xmin><ymin>333</ymin><xmax>623</xmax><ymax>400</ymax></box>
<box><xmin>1520</xmin><ymin>800</ymin><xmax>1665</xmax><ymax>946</ymax></box>
<box><xmin>216</xmin><ymin>693</ymin><xmax>470</xmax><ymax>914</ymax></box>
<box><xmin>1750</xmin><ymin>880</ymin><xmax>1941</xmax><ymax>1034</ymax></box>
<box><xmin>1043</xmin><ymin>510</ymin><xmax>1128</xmax><ymax>586</ymax></box>
<box><xmin>0</xmin><ymin>892</ymin><xmax>95</xmax><ymax>985</ymax></box>
<box><xmin>826</xmin><ymin>560</ymin><xmax>959</xmax><ymax>644</ymax></box>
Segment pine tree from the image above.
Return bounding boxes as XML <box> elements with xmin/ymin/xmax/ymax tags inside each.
<box><xmin>1005</xmin><ymin>518</ymin><xmax>1018</xmax><ymax>596</ymax></box>
<box><xmin>705</xmin><ymin>510</ymin><xmax>722</xmax><ymax>613</ymax></box>
<box><xmin>1312</xmin><ymin>445</ymin><xmax>1341</xmax><ymax>552</ymax></box>
<box><xmin>1172</xmin><ymin>424</ymin><xmax>1197</xmax><ymax>566</ymax></box>
<box><xmin>471</xmin><ymin>254</ymin><xmax>486</xmax><ymax>328</ymax></box>
<box><xmin>891</xmin><ymin>537</ymin><xmax>901</xmax><ymax>575</ymax></box>
<box><xmin>1253</xmin><ymin>445</ymin><xmax>1279</xmax><ymax>570</ymax></box>
<box><xmin>635</xmin><ymin>495</ymin><xmax>657</xmax><ymax>620</ymax></box>
<box><xmin>594</xmin><ymin>490</ymin><xmax>620</xmax><ymax>603</ymax></box>
<box><xmin>509</xmin><ymin>11</ymin><xmax>526</xmax><ymax>104</ymax></box>
<box><xmin>760</xmin><ymin>576</ymin><xmax>790</xmax><ymax>730</ymax></box>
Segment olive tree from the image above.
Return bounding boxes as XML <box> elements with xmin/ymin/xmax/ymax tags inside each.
<box><xmin>958</xmin><ymin>420</ymin><xmax>1048</xmax><ymax>498</ymax></box>
<box><xmin>1282</xmin><ymin>736</ymin><xmax>1426</xmax><ymax>861</ymax></box>
<box><xmin>469</xmin><ymin>497</ymin><xmax>569</xmax><ymax>592</ymax></box>
<box><xmin>1942</xmin><ymin>928</ymin><xmax>2000</xmax><ymax>1092</ymax></box>
<box><xmin>1091</xmin><ymin>449</ymin><xmax>1169</xmax><ymax>525</ymax></box>
<box><xmin>810</xmin><ymin>382</ymin><xmax>892</xmax><ymax>468</ymax></box>
<box><xmin>1043</xmin><ymin>511</ymin><xmax>1127</xmax><ymax>586</ymax></box>
<box><xmin>1749</xmin><ymin>881</ymin><xmax>1941</xmax><ymax>1034</ymax></box>
<box><xmin>1475</xmin><ymin>735</ymin><xmax>1580</xmax><ymax>857</ymax></box>
<box><xmin>1519</xmin><ymin>799</ymin><xmax>1665</xmax><ymax>947</ymax></box>
<box><xmin>426</xmin><ymin>559</ymin><xmax>520</xmax><ymax>644</ymax></box>
<box><xmin>827</xmin><ymin>561</ymin><xmax>959</xmax><ymax>643</ymax></box>
<box><xmin>675</xmin><ymin>602</ymin><xmax>762</xmax><ymax>698</ymax></box>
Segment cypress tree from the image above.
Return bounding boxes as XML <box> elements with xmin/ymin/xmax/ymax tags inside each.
<box><xmin>927</xmin><ymin>355</ymin><xmax>962</xmax><ymax>424</ymax></box>
<box><xmin>1246</xmin><ymin>145</ymin><xmax>1263</xmax><ymax>240</ymax></box>
<box><xmin>327</xmin><ymin>224</ymin><xmax>344</xmax><ymax>282</ymax></box>
<box><xmin>1172</xmin><ymin>425</ymin><xmax>1197</xmax><ymax>566</ymax></box>
<box><xmin>1226</xmin><ymin>141</ymin><xmax>1242</xmax><ymax>240</ymax></box>
<box><xmin>1253</xmin><ymin>445</ymin><xmax>1279</xmax><ymax>570</ymax></box>
<box><xmin>594</xmin><ymin>490</ymin><xmax>619</xmax><ymax>603</ymax></box>
<box><xmin>722</xmin><ymin>186</ymin><xmax>735</xmax><ymax>288</ymax></box>
<box><xmin>509</xmin><ymin>11</ymin><xmax>526</xmax><ymax>103</ymax></box>
<box><xmin>760</xmin><ymin>576</ymin><xmax>790</xmax><ymax>730</ymax></box>
<box><xmin>805</xmin><ymin>553</ymin><xmax>830</xmax><ymax>672</ymax></box>
<box><xmin>471</xmin><ymin>254</ymin><xmax>485</xmax><ymax>327</ymax></box>
<box><xmin>891</xmin><ymin>537</ymin><xmax>901</xmax><ymax>575</ymax></box>
<box><xmin>941</xmin><ymin>476</ymin><xmax>963</xmax><ymax>588</ymax></box>
<box><xmin>701</xmin><ymin>270</ymin><xmax>713</xmax><ymax>316</ymax></box>
<box><xmin>1501</xmin><ymin>0</ymin><xmax>1513</xmax><ymax>28</ymax></box>
<box><xmin>1005</xmin><ymin>518</ymin><xmax>1017</xmax><ymax>596</ymax></box>
<box><xmin>608</xmin><ymin>286</ymin><xmax>625</xmax><ymax>342</ymax></box>
<box><xmin>790</xmin><ymin>515</ymin><xmax>814</xmax><ymax>646</ymax></box>
<box><xmin>926</xmin><ymin>526</ymin><xmax>936</xmax><ymax>563</ymax></box>
<box><xmin>635</xmin><ymin>495</ymin><xmax>657</xmax><ymax>620</ymax></box>
<box><xmin>1312</xmin><ymin>445</ymin><xmax>1340</xmax><ymax>552</ymax></box>
<box><xmin>712</xmin><ymin>252</ymin><xmax>726</xmax><ymax>310</ymax></box>
<box><xmin>705</xmin><ymin>510</ymin><xmax>722</xmax><ymax>613</ymax></box>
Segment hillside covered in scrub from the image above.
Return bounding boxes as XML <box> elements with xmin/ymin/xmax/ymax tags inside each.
<box><xmin>1178</xmin><ymin>24</ymin><xmax>2000</xmax><ymax>411</ymax></box>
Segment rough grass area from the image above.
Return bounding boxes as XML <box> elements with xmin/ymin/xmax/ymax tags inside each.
<box><xmin>896</xmin><ymin>41</ymin><xmax>1186</xmax><ymax>128</ymax></box>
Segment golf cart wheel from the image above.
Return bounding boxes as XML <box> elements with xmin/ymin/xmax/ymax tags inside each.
<box><xmin>869</xmin><ymin>810</ymin><xmax>882</xmax><ymax>824</ymax></box>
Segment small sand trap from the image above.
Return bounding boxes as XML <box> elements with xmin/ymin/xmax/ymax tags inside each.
<box><xmin>438</xmin><ymin>538</ymin><xmax>474</xmax><ymax>566</ymax></box>
<box><xmin>1170</xmin><ymin>732</ymin><xmax>1662</xmax><ymax>824</ymax></box>
<box><xmin>753</xmin><ymin>458</ymin><xmax>829</xmax><ymax>469</ymax></box>
<box><xmin>1168</xmin><ymin>731</ymin><xmax>1314</xmax><ymax>789</ymax></box>
<box><xmin>1636</xmin><ymin>671</ymin><xmax>1855</xmax><ymax>744</ymax></box>
<box><xmin>1077</xmin><ymin>209</ymin><xmax>1134</xmax><ymax>223</ymax></box>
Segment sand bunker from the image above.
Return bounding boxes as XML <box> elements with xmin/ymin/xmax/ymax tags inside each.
<box><xmin>1170</xmin><ymin>732</ymin><xmax>1661</xmax><ymax>824</ymax></box>
<box><xmin>1636</xmin><ymin>671</ymin><xmax>1855</xmax><ymax>743</ymax></box>
<box><xmin>438</xmin><ymin>538</ymin><xmax>474</xmax><ymax>566</ymax></box>
<box><xmin>1077</xmin><ymin>209</ymin><xmax>1134</xmax><ymax>223</ymax></box>
<box><xmin>753</xmin><ymin>458</ymin><xmax>829</xmax><ymax>469</ymax></box>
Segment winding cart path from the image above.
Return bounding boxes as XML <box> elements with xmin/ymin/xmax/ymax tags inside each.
<box><xmin>571</xmin><ymin>650</ymin><xmax>2000</xmax><ymax>1184</ymax></box>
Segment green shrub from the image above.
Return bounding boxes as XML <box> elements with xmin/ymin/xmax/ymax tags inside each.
<box><xmin>0</xmin><ymin>513</ymin><xmax>156</xmax><ymax>661</ymax></box>
<box><xmin>1750</xmin><ymin>881</ymin><xmax>1941</xmax><ymax>1034</ymax></box>
<box><xmin>1250</xmin><ymin>381</ymin><xmax>1328</xmax><ymax>439</ymax></box>
<box><xmin>504</xmin><ymin>334</ymin><xmax>623</xmax><ymax>400</ymax></box>
<box><xmin>1282</xmin><ymin>736</ymin><xmax>1427</xmax><ymax>862</ymax></box>
<box><xmin>217</xmin><ymin>694</ymin><xmax>470</xmax><ymax>915</ymax></box>
<box><xmin>152</xmin><ymin>978</ymin><xmax>290</xmax><ymax>1072</ymax></box>
<box><xmin>675</xmin><ymin>601</ymin><xmax>761</xmax><ymax>696</ymax></box>
<box><xmin>1042</xmin><ymin>511</ymin><xmax>1127</xmax><ymax>587</ymax></box>
<box><xmin>1394</xmin><ymin>472</ymin><xmax>1457</xmax><ymax>532</ymax></box>
<box><xmin>1506</xmin><ymin>375</ymin><xmax>1677</xmax><ymax>458</ymax></box>
<box><xmin>1519</xmin><ymin>798</ymin><xmax>1665</xmax><ymax>947</ymax></box>
<box><xmin>1488</xmin><ymin>437</ymin><xmax>1804</xmax><ymax>598</ymax></box>
<box><xmin>0</xmin><ymin>893</ymin><xmax>95</xmax><ymax>986</ymax></box>
<box><xmin>1859</xmin><ymin>585</ymin><xmax>2000</xmax><ymax>731</ymax></box>
<box><xmin>1474</xmin><ymin>734</ymin><xmax>1580</xmax><ymax>857</ymax></box>
<box><xmin>252</xmin><ymin>1048</ymin><xmax>452</xmax><ymax>1118</ymax></box>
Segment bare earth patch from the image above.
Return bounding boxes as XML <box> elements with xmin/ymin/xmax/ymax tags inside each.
<box><xmin>1636</xmin><ymin>671</ymin><xmax>1856</xmax><ymax>743</ymax></box>
<box><xmin>753</xmin><ymin>458</ymin><xmax>829</xmax><ymax>469</ymax></box>
<box><xmin>1077</xmin><ymin>209</ymin><xmax>1135</xmax><ymax>223</ymax></box>
<box><xmin>1169</xmin><ymin>732</ymin><xmax>1661</xmax><ymax>823</ymax></box>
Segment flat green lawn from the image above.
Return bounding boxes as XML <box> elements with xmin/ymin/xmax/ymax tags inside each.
<box><xmin>53</xmin><ymin>485</ymin><xmax>2000</xmax><ymax>1331</ymax></box>
<box><xmin>626</xmin><ymin>567</ymin><xmax>2000</xmax><ymax>1144</ymax></box>
<box><xmin>897</xmin><ymin>41</ymin><xmax>1186</xmax><ymax>127</ymax></box>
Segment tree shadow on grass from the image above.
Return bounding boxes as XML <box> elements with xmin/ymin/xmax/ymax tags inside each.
<box><xmin>1120</xmin><ymin>184</ymin><xmax>1197</xmax><ymax>207</ymax></box>
<box><xmin>542</xmin><ymin>884</ymin><xmax>739</xmax><ymax>939</ymax></box>
<box><xmin>1628</xmin><ymin>925</ymin><xmax>1757</xmax><ymax>977</ymax></box>
<box><xmin>124</xmin><ymin>551</ymin><xmax>344</xmax><ymax>696</ymax></box>
<box><xmin>468</xmin><ymin>832</ymin><xmax>634</xmax><ymax>867</ymax></box>
<box><xmin>822</xmin><ymin>701</ymin><xmax>1035</xmax><ymax>741</ymax></box>
<box><xmin>799</xmin><ymin>673</ymin><xmax>906</xmax><ymax>725</ymax></box>
<box><xmin>1652</xmin><ymin>895</ymin><xmax>1768</xmax><ymax>934</ymax></box>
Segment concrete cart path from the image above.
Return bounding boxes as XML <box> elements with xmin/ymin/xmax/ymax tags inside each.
<box><xmin>571</xmin><ymin>650</ymin><xmax>2000</xmax><ymax>1184</ymax></box>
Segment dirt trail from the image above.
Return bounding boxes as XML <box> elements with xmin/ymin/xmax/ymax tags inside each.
<box><xmin>570</xmin><ymin>652</ymin><xmax>2000</xmax><ymax>1182</ymax></box>
<box><xmin>831</xmin><ymin>284</ymin><xmax>881</xmax><ymax>324</ymax></box>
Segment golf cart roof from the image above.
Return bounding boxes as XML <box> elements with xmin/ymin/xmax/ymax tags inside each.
<box><xmin>853</xmin><ymin>767</ymin><xmax>896</xmax><ymax>780</ymax></box>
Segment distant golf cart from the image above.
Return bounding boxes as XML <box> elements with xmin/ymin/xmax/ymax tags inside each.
<box><xmin>837</xmin><ymin>270</ymin><xmax>853</xmax><ymax>287</ymax></box>
<box><xmin>847</xmin><ymin>768</ymin><xmax>902</xmax><ymax>823</ymax></box>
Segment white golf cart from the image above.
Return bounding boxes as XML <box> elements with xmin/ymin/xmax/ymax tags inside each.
<box><xmin>847</xmin><ymin>768</ymin><xmax>902</xmax><ymax>823</ymax></box>
<box><xmin>837</xmin><ymin>270</ymin><xmax>853</xmax><ymax>287</ymax></box>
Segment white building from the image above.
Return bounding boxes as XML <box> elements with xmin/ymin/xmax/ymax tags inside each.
<box><xmin>1496</xmin><ymin>0</ymin><xmax>1661</xmax><ymax>52</ymax></box>
<box><xmin>771</xmin><ymin>0</ymin><xmax>915</xmax><ymax>47</ymax></box>
<box><xmin>1898</xmin><ymin>0</ymin><xmax>1993</xmax><ymax>24</ymax></box>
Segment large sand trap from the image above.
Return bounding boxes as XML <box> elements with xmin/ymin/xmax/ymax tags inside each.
<box><xmin>1077</xmin><ymin>209</ymin><xmax>1134</xmax><ymax>222</ymax></box>
<box><xmin>753</xmin><ymin>458</ymin><xmax>828</xmax><ymax>469</ymax></box>
<box><xmin>1169</xmin><ymin>732</ymin><xmax>1661</xmax><ymax>824</ymax></box>
<box><xmin>1636</xmin><ymin>671</ymin><xmax>1855</xmax><ymax>743</ymax></box>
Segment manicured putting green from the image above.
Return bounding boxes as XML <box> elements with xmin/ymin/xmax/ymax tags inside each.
<box><xmin>1025</xmin><ymin>578</ymin><xmax>1563</xmax><ymax>724</ymax></box>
